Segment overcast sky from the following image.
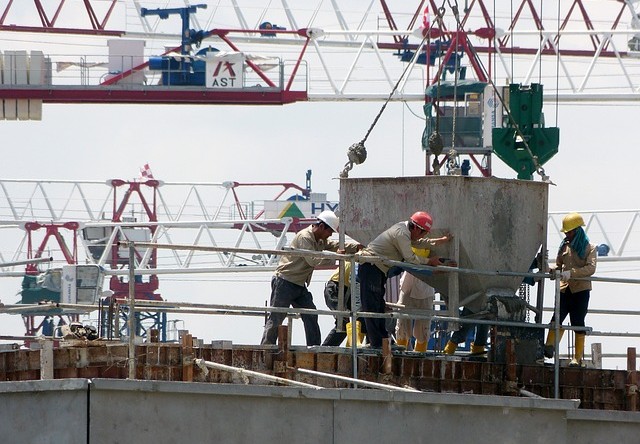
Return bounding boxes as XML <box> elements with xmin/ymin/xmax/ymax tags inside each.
<box><xmin>0</xmin><ymin>1</ymin><xmax>639</xmax><ymax>369</ymax></box>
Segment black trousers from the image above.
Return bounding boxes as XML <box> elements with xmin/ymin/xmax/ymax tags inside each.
<box><xmin>550</xmin><ymin>288</ymin><xmax>590</xmax><ymax>328</ymax></box>
<box><xmin>358</xmin><ymin>263</ymin><xmax>388</xmax><ymax>348</ymax></box>
<box><xmin>260</xmin><ymin>276</ymin><xmax>321</xmax><ymax>346</ymax></box>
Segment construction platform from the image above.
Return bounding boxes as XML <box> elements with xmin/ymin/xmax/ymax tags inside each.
<box><xmin>1</xmin><ymin>328</ymin><xmax>638</xmax><ymax>412</ymax></box>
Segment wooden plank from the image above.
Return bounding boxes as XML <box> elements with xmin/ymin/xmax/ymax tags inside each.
<box><xmin>181</xmin><ymin>333</ymin><xmax>193</xmax><ymax>382</ymax></box>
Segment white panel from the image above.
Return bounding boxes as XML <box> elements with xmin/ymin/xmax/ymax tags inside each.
<box><xmin>3</xmin><ymin>99</ymin><xmax>17</xmax><ymax>120</ymax></box>
<box><xmin>61</xmin><ymin>266</ymin><xmax>77</xmax><ymax>304</ymax></box>
<box><xmin>483</xmin><ymin>83</ymin><xmax>502</xmax><ymax>147</ymax></box>
<box><xmin>17</xmin><ymin>99</ymin><xmax>29</xmax><ymax>119</ymax></box>
<box><xmin>14</xmin><ymin>50</ymin><xmax>28</xmax><ymax>85</ymax></box>
<box><xmin>44</xmin><ymin>57</ymin><xmax>52</xmax><ymax>85</ymax></box>
<box><xmin>29</xmin><ymin>50</ymin><xmax>45</xmax><ymax>85</ymax></box>
<box><xmin>206</xmin><ymin>52</ymin><xmax>245</xmax><ymax>88</ymax></box>
<box><xmin>28</xmin><ymin>100</ymin><xmax>43</xmax><ymax>120</ymax></box>
<box><xmin>3</xmin><ymin>50</ymin><xmax>15</xmax><ymax>85</ymax></box>
<box><xmin>107</xmin><ymin>39</ymin><xmax>145</xmax><ymax>85</ymax></box>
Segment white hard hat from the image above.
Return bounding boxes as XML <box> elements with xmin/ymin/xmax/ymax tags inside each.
<box><xmin>317</xmin><ymin>210</ymin><xmax>339</xmax><ymax>232</ymax></box>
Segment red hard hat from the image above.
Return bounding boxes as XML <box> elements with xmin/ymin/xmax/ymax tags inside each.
<box><xmin>410</xmin><ymin>211</ymin><xmax>433</xmax><ymax>232</ymax></box>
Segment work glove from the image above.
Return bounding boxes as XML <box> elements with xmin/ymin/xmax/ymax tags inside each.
<box><xmin>560</xmin><ymin>270</ymin><xmax>571</xmax><ymax>280</ymax></box>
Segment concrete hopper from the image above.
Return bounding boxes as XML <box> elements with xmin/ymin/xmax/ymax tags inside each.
<box><xmin>339</xmin><ymin>176</ymin><xmax>548</xmax><ymax>313</ymax></box>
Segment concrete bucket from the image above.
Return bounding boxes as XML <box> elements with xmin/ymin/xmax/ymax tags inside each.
<box><xmin>339</xmin><ymin>176</ymin><xmax>548</xmax><ymax>313</ymax></box>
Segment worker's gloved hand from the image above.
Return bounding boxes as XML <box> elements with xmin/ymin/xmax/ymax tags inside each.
<box><xmin>560</xmin><ymin>270</ymin><xmax>571</xmax><ymax>280</ymax></box>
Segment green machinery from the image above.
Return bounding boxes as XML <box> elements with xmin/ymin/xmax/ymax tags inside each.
<box><xmin>492</xmin><ymin>83</ymin><xmax>559</xmax><ymax>180</ymax></box>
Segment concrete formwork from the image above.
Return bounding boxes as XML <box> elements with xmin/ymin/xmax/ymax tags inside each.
<box><xmin>340</xmin><ymin>176</ymin><xmax>548</xmax><ymax>308</ymax></box>
<box><xmin>1</xmin><ymin>378</ymin><xmax>639</xmax><ymax>444</ymax></box>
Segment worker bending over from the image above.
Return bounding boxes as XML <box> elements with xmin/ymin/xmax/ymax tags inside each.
<box><xmin>395</xmin><ymin>266</ymin><xmax>436</xmax><ymax>353</ymax></box>
<box><xmin>321</xmin><ymin>261</ymin><xmax>366</xmax><ymax>346</ymax></box>
<box><xmin>260</xmin><ymin>210</ymin><xmax>361</xmax><ymax>346</ymax></box>
<box><xmin>358</xmin><ymin>211</ymin><xmax>454</xmax><ymax>349</ymax></box>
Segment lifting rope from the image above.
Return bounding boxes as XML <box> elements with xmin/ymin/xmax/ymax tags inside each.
<box><xmin>445</xmin><ymin>0</ymin><xmax>462</xmax><ymax>175</ymax></box>
<box><xmin>340</xmin><ymin>4</ymin><xmax>448</xmax><ymax>178</ymax></box>
<box><xmin>444</xmin><ymin>0</ymin><xmax>551</xmax><ymax>182</ymax></box>
<box><xmin>428</xmin><ymin>4</ymin><xmax>447</xmax><ymax>175</ymax></box>
<box><xmin>341</xmin><ymin>1</ymin><xmax>552</xmax><ymax>182</ymax></box>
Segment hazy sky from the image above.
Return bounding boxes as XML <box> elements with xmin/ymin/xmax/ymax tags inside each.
<box><xmin>1</xmin><ymin>1</ymin><xmax>639</xmax><ymax>369</ymax></box>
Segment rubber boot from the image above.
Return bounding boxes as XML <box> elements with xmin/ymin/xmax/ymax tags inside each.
<box><xmin>395</xmin><ymin>337</ymin><xmax>409</xmax><ymax>349</ymax></box>
<box><xmin>570</xmin><ymin>333</ymin><xmax>586</xmax><ymax>367</ymax></box>
<box><xmin>544</xmin><ymin>328</ymin><xmax>565</xmax><ymax>359</ymax></box>
<box><xmin>470</xmin><ymin>343</ymin><xmax>486</xmax><ymax>354</ymax></box>
<box><xmin>414</xmin><ymin>340</ymin><xmax>428</xmax><ymax>353</ymax></box>
<box><xmin>443</xmin><ymin>340</ymin><xmax>457</xmax><ymax>355</ymax></box>
<box><xmin>346</xmin><ymin>321</ymin><xmax>363</xmax><ymax>347</ymax></box>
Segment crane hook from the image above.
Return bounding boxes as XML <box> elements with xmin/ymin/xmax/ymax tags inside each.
<box><xmin>340</xmin><ymin>142</ymin><xmax>368</xmax><ymax>178</ymax></box>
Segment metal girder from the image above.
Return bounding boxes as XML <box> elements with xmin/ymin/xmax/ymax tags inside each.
<box><xmin>0</xmin><ymin>178</ymin><xmax>313</xmax><ymax>275</ymax></box>
<box><xmin>2</xmin><ymin>2</ymin><xmax>640</xmax><ymax>102</ymax></box>
<box><xmin>0</xmin><ymin>0</ymin><xmax>120</xmax><ymax>35</ymax></box>
<box><xmin>548</xmin><ymin>210</ymin><xmax>640</xmax><ymax>259</ymax></box>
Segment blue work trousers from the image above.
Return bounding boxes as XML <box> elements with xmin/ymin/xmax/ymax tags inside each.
<box><xmin>450</xmin><ymin>307</ymin><xmax>489</xmax><ymax>346</ymax></box>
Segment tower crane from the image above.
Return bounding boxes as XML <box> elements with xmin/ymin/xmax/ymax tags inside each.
<box><xmin>1</xmin><ymin>1</ymin><xmax>640</xmax><ymax>344</ymax></box>
<box><xmin>1</xmin><ymin>1</ymin><xmax>640</xmax><ymax>107</ymax></box>
<box><xmin>0</xmin><ymin>171</ymin><xmax>334</xmax><ymax>340</ymax></box>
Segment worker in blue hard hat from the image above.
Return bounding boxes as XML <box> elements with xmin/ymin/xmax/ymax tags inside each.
<box><xmin>260</xmin><ymin>210</ymin><xmax>362</xmax><ymax>346</ymax></box>
<box><xmin>544</xmin><ymin>212</ymin><xmax>597</xmax><ymax>367</ymax></box>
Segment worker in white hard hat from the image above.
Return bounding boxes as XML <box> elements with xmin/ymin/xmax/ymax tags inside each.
<box><xmin>543</xmin><ymin>212</ymin><xmax>597</xmax><ymax>367</ymax></box>
<box><xmin>260</xmin><ymin>210</ymin><xmax>362</xmax><ymax>346</ymax></box>
<box><xmin>357</xmin><ymin>211</ymin><xmax>455</xmax><ymax>349</ymax></box>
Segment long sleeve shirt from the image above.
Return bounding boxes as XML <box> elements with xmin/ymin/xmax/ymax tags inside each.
<box><xmin>558</xmin><ymin>242</ymin><xmax>597</xmax><ymax>293</ymax></box>
<box><xmin>400</xmin><ymin>271</ymin><xmax>435</xmax><ymax>300</ymax></box>
<box><xmin>275</xmin><ymin>226</ymin><xmax>359</xmax><ymax>287</ymax></box>
<box><xmin>360</xmin><ymin>221</ymin><xmax>438</xmax><ymax>274</ymax></box>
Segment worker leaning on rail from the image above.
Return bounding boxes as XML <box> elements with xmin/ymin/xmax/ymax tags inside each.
<box><xmin>260</xmin><ymin>210</ymin><xmax>362</xmax><ymax>346</ymax></box>
<box><xmin>544</xmin><ymin>212</ymin><xmax>597</xmax><ymax>367</ymax></box>
<box><xmin>357</xmin><ymin>211</ymin><xmax>455</xmax><ymax>349</ymax></box>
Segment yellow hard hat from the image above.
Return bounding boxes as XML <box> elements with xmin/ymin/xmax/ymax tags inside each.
<box><xmin>412</xmin><ymin>247</ymin><xmax>431</xmax><ymax>258</ymax></box>
<box><xmin>561</xmin><ymin>212</ymin><xmax>585</xmax><ymax>233</ymax></box>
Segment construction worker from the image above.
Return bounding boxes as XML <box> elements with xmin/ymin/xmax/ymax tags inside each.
<box><xmin>395</xmin><ymin>250</ymin><xmax>440</xmax><ymax>353</ymax></box>
<box><xmin>358</xmin><ymin>211</ymin><xmax>454</xmax><ymax>349</ymax></box>
<box><xmin>443</xmin><ymin>309</ymin><xmax>489</xmax><ymax>356</ymax></box>
<box><xmin>321</xmin><ymin>261</ymin><xmax>366</xmax><ymax>346</ymax></box>
<box><xmin>544</xmin><ymin>212</ymin><xmax>597</xmax><ymax>367</ymax></box>
<box><xmin>260</xmin><ymin>210</ymin><xmax>361</xmax><ymax>346</ymax></box>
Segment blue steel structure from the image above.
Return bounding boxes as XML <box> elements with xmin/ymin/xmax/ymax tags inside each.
<box><xmin>141</xmin><ymin>5</ymin><xmax>214</xmax><ymax>86</ymax></box>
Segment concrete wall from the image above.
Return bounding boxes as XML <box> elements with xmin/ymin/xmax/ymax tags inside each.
<box><xmin>2</xmin><ymin>379</ymin><xmax>640</xmax><ymax>444</ymax></box>
<box><xmin>339</xmin><ymin>176</ymin><xmax>548</xmax><ymax>303</ymax></box>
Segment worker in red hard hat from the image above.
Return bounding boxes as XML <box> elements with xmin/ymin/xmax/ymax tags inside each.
<box><xmin>357</xmin><ymin>211</ymin><xmax>455</xmax><ymax>349</ymax></box>
<box><xmin>260</xmin><ymin>210</ymin><xmax>362</xmax><ymax>346</ymax></box>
